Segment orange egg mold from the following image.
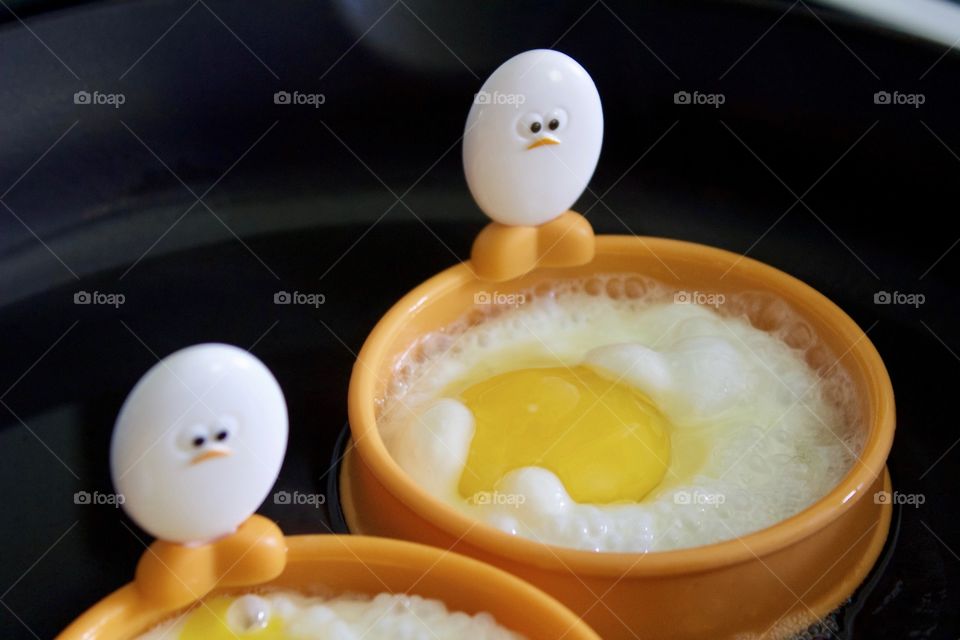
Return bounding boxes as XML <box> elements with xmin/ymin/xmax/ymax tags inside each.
<box><xmin>342</xmin><ymin>235</ymin><xmax>896</xmax><ymax>639</ymax></box>
<box><xmin>59</xmin><ymin>533</ymin><xmax>599</xmax><ymax>639</ymax></box>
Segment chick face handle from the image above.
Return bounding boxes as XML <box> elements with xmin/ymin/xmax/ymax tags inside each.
<box><xmin>463</xmin><ymin>50</ymin><xmax>602</xmax><ymax>282</ymax></box>
<box><xmin>59</xmin><ymin>344</ymin><xmax>291</xmax><ymax>639</ymax></box>
<box><xmin>110</xmin><ymin>343</ymin><xmax>288</xmax><ymax>545</ymax></box>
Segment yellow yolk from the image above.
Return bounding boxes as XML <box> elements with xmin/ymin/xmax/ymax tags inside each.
<box><xmin>179</xmin><ymin>596</ymin><xmax>284</xmax><ymax>640</ymax></box>
<box><xmin>458</xmin><ymin>366</ymin><xmax>672</xmax><ymax>504</ymax></box>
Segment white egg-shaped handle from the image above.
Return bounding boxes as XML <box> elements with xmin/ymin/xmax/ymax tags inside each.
<box><xmin>463</xmin><ymin>49</ymin><xmax>603</xmax><ymax>227</ymax></box>
<box><xmin>110</xmin><ymin>343</ymin><xmax>288</xmax><ymax>544</ymax></box>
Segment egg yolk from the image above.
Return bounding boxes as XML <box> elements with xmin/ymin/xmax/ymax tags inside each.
<box><xmin>458</xmin><ymin>366</ymin><xmax>672</xmax><ymax>504</ymax></box>
<box><xmin>180</xmin><ymin>596</ymin><xmax>283</xmax><ymax>640</ymax></box>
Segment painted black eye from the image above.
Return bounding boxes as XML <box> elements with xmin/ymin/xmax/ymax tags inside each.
<box><xmin>192</xmin><ymin>436</ymin><xmax>206</xmax><ymax>448</ymax></box>
<box><xmin>215</xmin><ymin>430</ymin><xmax>229</xmax><ymax>442</ymax></box>
<box><xmin>548</xmin><ymin>119</ymin><xmax>560</xmax><ymax>131</ymax></box>
<box><xmin>530</xmin><ymin>121</ymin><xmax>542</xmax><ymax>134</ymax></box>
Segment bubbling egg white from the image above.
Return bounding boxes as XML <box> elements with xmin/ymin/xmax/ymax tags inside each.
<box><xmin>380</xmin><ymin>276</ymin><xmax>861</xmax><ymax>553</ymax></box>
<box><xmin>137</xmin><ymin>590</ymin><xmax>524</xmax><ymax>640</ymax></box>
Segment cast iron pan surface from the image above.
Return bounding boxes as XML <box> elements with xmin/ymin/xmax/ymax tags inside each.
<box><xmin>1</xmin><ymin>1</ymin><xmax>958</xmax><ymax>638</ymax></box>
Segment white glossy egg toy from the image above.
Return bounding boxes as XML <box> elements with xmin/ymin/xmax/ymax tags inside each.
<box><xmin>110</xmin><ymin>343</ymin><xmax>288</xmax><ymax>544</ymax></box>
<box><xmin>463</xmin><ymin>49</ymin><xmax>603</xmax><ymax>226</ymax></box>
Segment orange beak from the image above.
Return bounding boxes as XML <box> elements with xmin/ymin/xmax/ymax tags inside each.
<box><xmin>526</xmin><ymin>136</ymin><xmax>560</xmax><ymax>150</ymax></box>
<box><xmin>190</xmin><ymin>448</ymin><xmax>232</xmax><ymax>465</ymax></box>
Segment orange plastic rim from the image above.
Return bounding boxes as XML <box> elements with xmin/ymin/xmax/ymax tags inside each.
<box><xmin>60</xmin><ymin>535</ymin><xmax>600</xmax><ymax>640</ymax></box>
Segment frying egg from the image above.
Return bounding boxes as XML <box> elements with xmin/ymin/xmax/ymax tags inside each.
<box><xmin>459</xmin><ymin>366</ymin><xmax>671</xmax><ymax>504</ymax></box>
<box><xmin>179</xmin><ymin>595</ymin><xmax>283</xmax><ymax>640</ymax></box>
<box><xmin>137</xmin><ymin>591</ymin><xmax>523</xmax><ymax>640</ymax></box>
<box><xmin>381</xmin><ymin>276</ymin><xmax>859</xmax><ymax>552</ymax></box>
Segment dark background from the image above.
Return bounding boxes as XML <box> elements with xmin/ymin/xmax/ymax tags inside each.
<box><xmin>1</xmin><ymin>1</ymin><xmax>958</xmax><ymax>638</ymax></box>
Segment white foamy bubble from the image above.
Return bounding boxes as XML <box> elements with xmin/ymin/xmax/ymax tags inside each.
<box><xmin>583</xmin><ymin>343</ymin><xmax>672</xmax><ymax>395</ymax></box>
<box><xmin>385</xmin><ymin>398</ymin><xmax>474</xmax><ymax>497</ymax></box>
<box><xmin>585</xmin><ymin>334</ymin><xmax>755</xmax><ymax>425</ymax></box>
<box><xmin>661</xmin><ymin>335</ymin><xmax>753</xmax><ymax>419</ymax></box>
<box><xmin>499</xmin><ymin>467</ymin><xmax>571</xmax><ymax>516</ymax></box>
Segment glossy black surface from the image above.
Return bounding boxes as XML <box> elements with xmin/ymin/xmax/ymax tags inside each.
<box><xmin>1</xmin><ymin>1</ymin><xmax>958</xmax><ymax>638</ymax></box>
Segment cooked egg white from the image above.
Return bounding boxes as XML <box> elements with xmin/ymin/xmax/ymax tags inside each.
<box><xmin>138</xmin><ymin>591</ymin><xmax>524</xmax><ymax>640</ymax></box>
<box><xmin>380</xmin><ymin>276</ymin><xmax>861</xmax><ymax>552</ymax></box>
